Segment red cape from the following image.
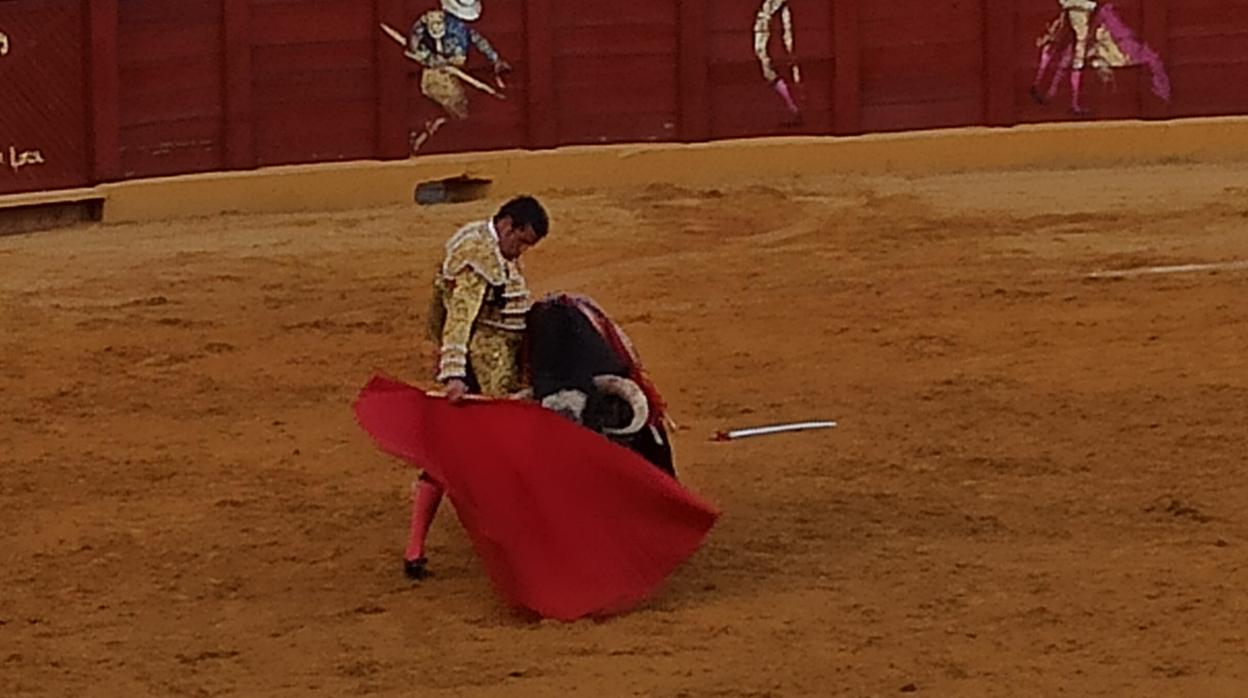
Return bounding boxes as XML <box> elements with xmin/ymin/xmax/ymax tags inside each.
<box><xmin>353</xmin><ymin>375</ymin><xmax>719</xmax><ymax>620</ymax></box>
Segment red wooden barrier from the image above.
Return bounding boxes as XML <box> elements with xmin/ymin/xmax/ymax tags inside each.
<box><xmin>87</xmin><ymin>0</ymin><xmax>122</xmax><ymax>184</ymax></box>
<box><xmin>116</xmin><ymin>0</ymin><xmax>225</xmax><ymax>178</ymax></box>
<box><xmin>524</xmin><ymin>0</ymin><xmax>557</xmax><ymax>149</ymax></box>
<box><xmin>0</xmin><ymin>1</ymin><xmax>90</xmax><ymax>194</ymax></box>
<box><xmin>983</xmin><ymin>0</ymin><xmax>1017</xmax><ymax>126</ymax></box>
<box><xmin>1168</xmin><ymin>0</ymin><xmax>1248</xmax><ymax>116</ymax></box>
<box><xmin>376</xmin><ymin>0</ymin><xmax>410</xmax><ymax>159</ymax></box>
<box><xmin>1</xmin><ymin>0</ymin><xmax>1246</xmax><ymax>198</ymax></box>
<box><xmin>223</xmin><ymin>0</ymin><xmax>256</xmax><ymax>169</ymax></box>
<box><xmin>832</xmin><ymin>0</ymin><xmax>862</xmax><ymax>135</ymax></box>
<box><xmin>678</xmin><ymin>0</ymin><xmax>710</xmax><ymax>142</ymax></box>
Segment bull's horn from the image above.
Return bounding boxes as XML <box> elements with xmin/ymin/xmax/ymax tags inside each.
<box><xmin>592</xmin><ymin>375</ymin><xmax>649</xmax><ymax>435</ymax></box>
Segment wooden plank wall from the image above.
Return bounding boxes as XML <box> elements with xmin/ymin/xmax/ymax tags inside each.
<box><xmin>116</xmin><ymin>0</ymin><xmax>224</xmax><ymax>178</ymax></box>
<box><xmin>248</xmin><ymin>0</ymin><xmax>377</xmax><ymax>166</ymax></box>
<box><xmin>0</xmin><ymin>1</ymin><xmax>89</xmax><ymax>194</ymax></box>
<box><xmin>1167</xmin><ymin>0</ymin><xmax>1248</xmax><ymax>116</ymax></box>
<box><xmin>550</xmin><ymin>0</ymin><xmax>681</xmax><ymax>145</ymax></box>
<box><xmin>4</xmin><ymin>0</ymin><xmax>1248</xmax><ymax>197</ymax></box>
<box><xmin>858</xmin><ymin>0</ymin><xmax>985</xmax><ymax>133</ymax></box>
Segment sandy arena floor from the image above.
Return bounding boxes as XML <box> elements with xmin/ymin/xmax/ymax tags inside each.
<box><xmin>2</xmin><ymin>162</ymin><xmax>1247</xmax><ymax>697</ymax></box>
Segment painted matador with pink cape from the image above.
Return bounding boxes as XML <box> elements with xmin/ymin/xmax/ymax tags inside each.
<box><xmin>1031</xmin><ymin>0</ymin><xmax>1171</xmax><ymax>114</ymax></box>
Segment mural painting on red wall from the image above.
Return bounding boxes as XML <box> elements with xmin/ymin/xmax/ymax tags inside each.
<box><xmin>754</xmin><ymin>0</ymin><xmax>803</xmax><ymax>126</ymax></box>
<box><xmin>1029</xmin><ymin>0</ymin><xmax>1171</xmax><ymax>115</ymax></box>
<box><xmin>382</xmin><ymin>0</ymin><xmax>513</xmax><ymax>153</ymax></box>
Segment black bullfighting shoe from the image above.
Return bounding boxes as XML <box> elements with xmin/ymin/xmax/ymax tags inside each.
<box><xmin>403</xmin><ymin>557</ymin><xmax>430</xmax><ymax>581</ymax></box>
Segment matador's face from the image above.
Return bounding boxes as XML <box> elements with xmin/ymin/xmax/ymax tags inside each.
<box><xmin>497</xmin><ymin>218</ymin><xmax>542</xmax><ymax>261</ymax></box>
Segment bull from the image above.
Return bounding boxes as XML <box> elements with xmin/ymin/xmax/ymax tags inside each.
<box><xmin>523</xmin><ymin>294</ymin><xmax>676</xmax><ymax>477</ymax></box>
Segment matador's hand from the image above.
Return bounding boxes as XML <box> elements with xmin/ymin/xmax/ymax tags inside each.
<box><xmin>443</xmin><ymin>378</ymin><xmax>471</xmax><ymax>404</ymax></box>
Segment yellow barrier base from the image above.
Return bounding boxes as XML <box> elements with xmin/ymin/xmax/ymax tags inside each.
<box><xmin>2</xmin><ymin>116</ymin><xmax>1246</xmax><ymax>225</ymax></box>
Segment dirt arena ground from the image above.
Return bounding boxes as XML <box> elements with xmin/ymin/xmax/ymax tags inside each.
<box><xmin>2</xmin><ymin>161</ymin><xmax>1247</xmax><ymax>697</ymax></box>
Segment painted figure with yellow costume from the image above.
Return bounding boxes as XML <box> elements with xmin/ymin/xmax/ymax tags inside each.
<box><xmin>403</xmin><ymin>195</ymin><xmax>549</xmax><ymax>580</ymax></box>
<box><xmin>1030</xmin><ymin>0</ymin><xmax>1170</xmax><ymax>115</ymax></box>
<box><xmin>407</xmin><ymin>0</ymin><xmax>511</xmax><ymax>151</ymax></box>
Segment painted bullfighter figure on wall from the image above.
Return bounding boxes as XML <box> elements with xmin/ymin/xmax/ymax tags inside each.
<box><xmin>1030</xmin><ymin>0</ymin><xmax>1171</xmax><ymax>115</ymax></box>
<box><xmin>406</xmin><ymin>0</ymin><xmax>511</xmax><ymax>151</ymax></box>
<box><xmin>754</xmin><ymin>0</ymin><xmax>802</xmax><ymax>124</ymax></box>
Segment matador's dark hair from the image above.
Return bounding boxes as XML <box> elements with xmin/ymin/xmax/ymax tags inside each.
<box><xmin>494</xmin><ymin>195</ymin><xmax>549</xmax><ymax>239</ymax></box>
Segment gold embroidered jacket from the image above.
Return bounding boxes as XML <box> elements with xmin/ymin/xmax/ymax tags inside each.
<box><xmin>428</xmin><ymin>220</ymin><xmax>530</xmax><ymax>394</ymax></box>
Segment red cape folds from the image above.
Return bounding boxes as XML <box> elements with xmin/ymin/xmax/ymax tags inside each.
<box><xmin>353</xmin><ymin>375</ymin><xmax>720</xmax><ymax>621</ymax></box>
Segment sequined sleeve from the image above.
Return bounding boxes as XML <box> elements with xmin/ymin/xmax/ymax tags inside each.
<box><xmin>437</xmin><ymin>267</ymin><xmax>487</xmax><ymax>382</ymax></box>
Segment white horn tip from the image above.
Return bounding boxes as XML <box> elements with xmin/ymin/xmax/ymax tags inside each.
<box><xmin>592</xmin><ymin>374</ymin><xmax>649</xmax><ymax>435</ymax></box>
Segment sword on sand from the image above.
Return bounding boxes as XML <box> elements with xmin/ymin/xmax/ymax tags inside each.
<box><xmin>380</xmin><ymin>23</ymin><xmax>507</xmax><ymax>100</ymax></box>
<box><xmin>714</xmin><ymin>420</ymin><xmax>836</xmax><ymax>441</ymax></box>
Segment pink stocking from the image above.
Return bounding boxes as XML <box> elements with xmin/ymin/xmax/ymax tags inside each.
<box><xmin>772</xmin><ymin>79</ymin><xmax>800</xmax><ymax>115</ymax></box>
<box><xmin>405</xmin><ymin>476</ymin><xmax>444</xmax><ymax>562</ymax></box>
<box><xmin>1070</xmin><ymin>70</ymin><xmax>1086</xmax><ymax>113</ymax></box>
<box><xmin>1033</xmin><ymin>46</ymin><xmax>1054</xmax><ymax>89</ymax></box>
<box><xmin>1031</xmin><ymin>47</ymin><xmax>1054</xmax><ymax>102</ymax></box>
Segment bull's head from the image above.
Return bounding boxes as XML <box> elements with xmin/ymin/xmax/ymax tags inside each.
<box><xmin>526</xmin><ymin>295</ymin><xmax>650</xmax><ymax>434</ymax></box>
<box><xmin>525</xmin><ymin>294</ymin><xmax>677</xmax><ymax>478</ymax></box>
<box><xmin>540</xmin><ymin>374</ymin><xmax>649</xmax><ymax>435</ymax></box>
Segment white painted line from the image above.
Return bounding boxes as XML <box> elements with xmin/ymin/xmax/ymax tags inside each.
<box><xmin>1086</xmin><ymin>260</ymin><xmax>1248</xmax><ymax>279</ymax></box>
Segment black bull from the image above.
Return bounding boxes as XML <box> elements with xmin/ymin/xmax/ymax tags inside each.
<box><xmin>523</xmin><ymin>297</ymin><xmax>676</xmax><ymax>478</ymax></box>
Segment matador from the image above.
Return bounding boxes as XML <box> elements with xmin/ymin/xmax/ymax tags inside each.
<box><xmin>403</xmin><ymin>195</ymin><xmax>549</xmax><ymax>580</ymax></box>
